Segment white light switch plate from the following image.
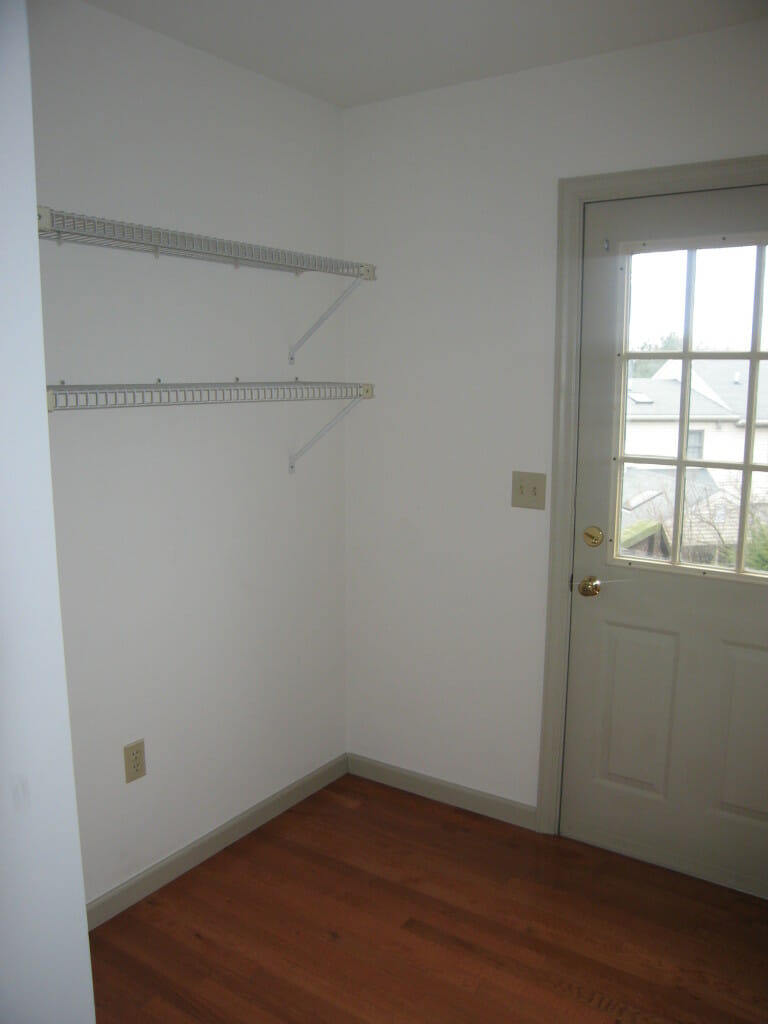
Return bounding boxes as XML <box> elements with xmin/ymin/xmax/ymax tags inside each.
<box><xmin>511</xmin><ymin>471</ymin><xmax>546</xmax><ymax>510</ymax></box>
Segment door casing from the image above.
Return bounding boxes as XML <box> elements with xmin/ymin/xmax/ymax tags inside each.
<box><xmin>537</xmin><ymin>154</ymin><xmax>768</xmax><ymax>835</ymax></box>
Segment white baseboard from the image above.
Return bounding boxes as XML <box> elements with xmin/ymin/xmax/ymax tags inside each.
<box><xmin>87</xmin><ymin>753</ymin><xmax>537</xmax><ymax>929</ymax></box>
<box><xmin>347</xmin><ymin>754</ymin><xmax>538</xmax><ymax>830</ymax></box>
<box><xmin>86</xmin><ymin>754</ymin><xmax>349</xmax><ymax>930</ymax></box>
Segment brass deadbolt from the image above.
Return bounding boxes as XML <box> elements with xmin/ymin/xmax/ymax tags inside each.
<box><xmin>583</xmin><ymin>525</ymin><xmax>604</xmax><ymax>548</ymax></box>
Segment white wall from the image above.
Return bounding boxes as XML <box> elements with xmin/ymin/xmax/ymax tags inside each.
<box><xmin>0</xmin><ymin>0</ymin><xmax>95</xmax><ymax>1018</ymax></box>
<box><xmin>342</xmin><ymin>19</ymin><xmax>768</xmax><ymax>807</ymax></box>
<box><xmin>28</xmin><ymin>0</ymin><xmax>348</xmax><ymax>902</ymax></box>
<box><xmin>24</xmin><ymin>0</ymin><xmax>768</xmax><ymax>917</ymax></box>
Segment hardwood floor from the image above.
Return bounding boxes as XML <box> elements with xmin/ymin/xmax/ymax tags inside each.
<box><xmin>90</xmin><ymin>775</ymin><xmax>768</xmax><ymax>1023</ymax></box>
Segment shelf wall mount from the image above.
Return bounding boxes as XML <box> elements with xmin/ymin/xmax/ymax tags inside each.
<box><xmin>38</xmin><ymin>207</ymin><xmax>376</xmax><ymax>281</ymax></box>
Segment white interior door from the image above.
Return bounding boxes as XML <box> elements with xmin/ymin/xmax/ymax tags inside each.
<box><xmin>561</xmin><ymin>185</ymin><xmax>768</xmax><ymax>897</ymax></box>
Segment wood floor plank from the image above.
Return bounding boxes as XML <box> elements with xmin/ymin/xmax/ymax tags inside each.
<box><xmin>265</xmin><ymin>806</ymin><xmax>702</xmax><ymax>991</ymax></box>
<box><xmin>316</xmin><ymin>776</ymin><xmax>768</xmax><ymax>949</ymax></box>
<box><xmin>134</xmin><ymin>873</ymin><xmax>466</xmax><ymax>1023</ymax></box>
<box><xmin>264</xmin><ymin>791</ymin><xmax>768</xmax><ymax>1020</ymax></box>
<box><xmin>253</xmin><ymin>830</ymin><xmax>755</xmax><ymax>1024</ymax></box>
<box><xmin>89</xmin><ymin>942</ymin><xmax>154</xmax><ymax>1022</ymax></box>
<box><xmin>89</xmin><ymin>775</ymin><xmax>768</xmax><ymax>1023</ymax></box>
<box><xmin>167</xmin><ymin>879</ymin><xmax>493</xmax><ymax>1023</ymax></box>
<box><xmin>138</xmin><ymin>898</ymin><xmax>378</xmax><ymax>1024</ymax></box>
<box><xmin>223</xmin><ymin>833</ymin><xmax>692</xmax><ymax>1023</ymax></box>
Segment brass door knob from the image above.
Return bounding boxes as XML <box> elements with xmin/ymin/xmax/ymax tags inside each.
<box><xmin>577</xmin><ymin>575</ymin><xmax>601</xmax><ymax>597</ymax></box>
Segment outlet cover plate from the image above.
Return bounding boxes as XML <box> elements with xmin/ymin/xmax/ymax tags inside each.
<box><xmin>124</xmin><ymin>739</ymin><xmax>146</xmax><ymax>783</ymax></box>
<box><xmin>511</xmin><ymin>471</ymin><xmax>547</xmax><ymax>510</ymax></box>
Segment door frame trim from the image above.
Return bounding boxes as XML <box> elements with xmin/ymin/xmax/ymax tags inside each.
<box><xmin>536</xmin><ymin>154</ymin><xmax>768</xmax><ymax>833</ymax></box>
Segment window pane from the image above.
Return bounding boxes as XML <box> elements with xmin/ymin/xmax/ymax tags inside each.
<box><xmin>692</xmin><ymin>246</ymin><xmax>757</xmax><ymax>351</ymax></box>
<box><xmin>687</xmin><ymin>360</ymin><xmax>749</xmax><ymax>463</ymax></box>
<box><xmin>687</xmin><ymin>428</ymin><xmax>704</xmax><ymax>460</ymax></box>
<box><xmin>761</xmin><ymin>254</ymin><xmax>768</xmax><ymax>350</ymax></box>
<box><xmin>754</xmin><ymin>362</ymin><xmax>768</xmax><ymax>465</ymax></box>
<box><xmin>681</xmin><ymin>467</ymin><xmax>742</xmax><ymax>568</ymax></box>
<box><xmin>618</xmin><ymin>463</ymin><xmax>676</xmax><ymax>562</ymax></box>
<box><xmin>627</xmin><ymin>251</ymin><xmax>686</xmax><ymax>353</ymax></box>
<box><xmin>744</xmin><ymin>471</ymin><xmax>768</xmax><ymax>574</ymax></box>
<box><xmin>624</xmin><ymin>359</ymin><xmax>681</xmax><ymax>457</ymax></box>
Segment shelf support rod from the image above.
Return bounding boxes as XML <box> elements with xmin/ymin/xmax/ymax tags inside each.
<box><xmin>289</xmin><ymin>395</ymin><xmax>364</xmax><ymax>473</ymax></box>
<box><xmin>289</xmin><ymin>278</ymin><xmax>362</xmax><ymax>364</ymax></box>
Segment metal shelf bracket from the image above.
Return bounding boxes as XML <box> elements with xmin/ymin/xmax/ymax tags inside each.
<box><xmin>289</xmin><ymin>278</ymin><xmax>362</xmax><ymax>365</ymax></box>
<box><xmin>289</xmin><ymin>384</ymin><xmax>373</xmax><ymax>474</ymax></box>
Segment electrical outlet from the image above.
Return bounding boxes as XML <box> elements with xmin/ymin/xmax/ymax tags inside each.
<box><xmin>511</xmin><ymin>471</ymin><xmax>547</xmax><ymax>510</ymax></box>
<box><xmin>124</xmin><ymin>739</ymin><xmax>146</xmax><ymax>783</ymax></box>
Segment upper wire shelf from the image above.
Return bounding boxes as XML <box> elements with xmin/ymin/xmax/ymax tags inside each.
<box><xmin>37</xmin><ymin>206</ymin><xmax>376</xmax><ymax>281</ymax></box>
<box><xmin>47</xmin><ymin>380</ymin><xmax>374</xmax><ymax>413</ymax></box>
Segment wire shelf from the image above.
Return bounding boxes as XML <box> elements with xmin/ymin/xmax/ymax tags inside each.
<box><xmin>47</xmin><ymin>380</ymin><xmax>374</xmax><ymax>413</ymax></box>
<box><xmin>38</xmin><ymin>206</ymin><xmax>376</xmax><ymax>280</ymax></box>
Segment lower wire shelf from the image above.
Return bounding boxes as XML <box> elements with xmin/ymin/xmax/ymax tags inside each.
<box><xmin>46</xmin><ymin>379</ymin><xmax>374</xmax><ymax>473</ymax></box>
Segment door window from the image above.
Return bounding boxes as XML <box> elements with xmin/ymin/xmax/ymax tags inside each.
<box><xmin>616</xmin><ymin>243</ymin><xmax>768</xmax><ymax>577</ymax></box>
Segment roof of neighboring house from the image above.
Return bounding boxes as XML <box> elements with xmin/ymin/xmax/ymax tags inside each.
<box><xmin>620</xmin><ymin>464</ymin><xmax>768</xmax><ymax>556</ymax></box>
<box><xmin>627</xmin><ymin>360</ymin><xmax>767</xmax><ymax>423</ymax></box>
<box><xmin>621</xmin><ymin>465</ymin><xmax>717</xmax><ymax>513</ymax></box>
<box><xmin>619</xmin><ymin>465</ymin><xmax>718</xmax><ymax>553</ymax></box>
<box><xmin>620</xmin><ymin>519</ymin><xmax>668</xmax><ymax>548</ymax></box>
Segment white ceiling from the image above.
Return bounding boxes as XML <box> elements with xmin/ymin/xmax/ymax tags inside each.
<box><xmin>85</xmin><ymin>0</ymin><xmax>768</xmax><ymax>108</ymax></box>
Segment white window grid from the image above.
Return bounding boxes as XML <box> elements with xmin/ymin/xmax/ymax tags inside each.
<box><xmin>613</xmin><ymin>243</ymin><xmax>767</xmax><ymax>578</ymax></box>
